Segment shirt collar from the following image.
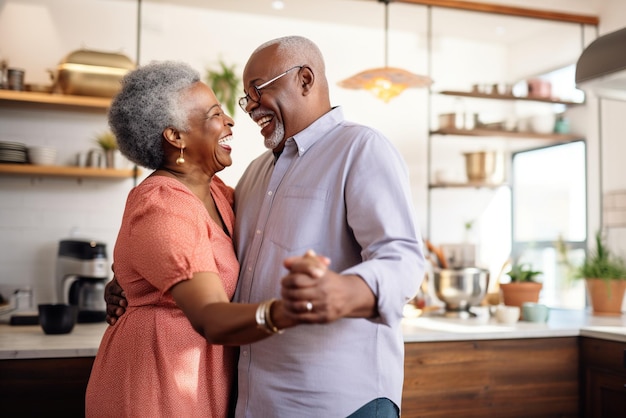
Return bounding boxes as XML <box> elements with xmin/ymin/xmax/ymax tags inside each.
<box><xmin>291</xmin><ymin>106</ymin><xmax>344</xmax><ymax>157</ymax></box>
<box><xmin>272</xmin><ymin>106</ymin><xmax>343</xmax><ymax>162</ymax></box>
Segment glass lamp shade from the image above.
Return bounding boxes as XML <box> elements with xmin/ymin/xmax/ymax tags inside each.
<box><xmin>338</xmin><ymin>67</ymin><xmax>433</xmax><ymax>102</ymax></box>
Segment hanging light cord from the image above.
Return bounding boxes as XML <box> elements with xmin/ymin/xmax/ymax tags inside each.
<box><xmin>383</xmin><ymin>0</ymin><xmax>389</xmax><ymax>67</ymax></box>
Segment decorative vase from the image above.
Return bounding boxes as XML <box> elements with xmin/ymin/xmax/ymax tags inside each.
<box><xmin>585</xmin><ymin>278</ymin><xmax>626</xmax><ymax>316</ymax></box>
<box><xmin>499</xmin><ymin>282</ymin><xmax>543</xmax><ymax>319</ymax></box>
<box><xmin>104</xmin><ymin>149</ymin><xmax>116</xmax><ymax>168</ymax></box>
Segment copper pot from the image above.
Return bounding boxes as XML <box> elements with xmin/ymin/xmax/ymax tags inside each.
<box><xmin>463</xmin><ymin>151</ymin><xmax>497</xmax><ymax>182</ymax></box>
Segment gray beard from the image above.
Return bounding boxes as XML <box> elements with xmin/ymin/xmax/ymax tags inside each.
<box><xmin>264</xmin><ymin>119</ymin><xmax>285</xmax><ymax>150</ymax></box>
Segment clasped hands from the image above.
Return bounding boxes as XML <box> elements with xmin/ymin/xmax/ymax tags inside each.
<box><xmin>105</xmin><ymin>249</ymin><xmax>338</xmax><ymax>326</ymax></box>
<box><xmin>280</xmin><ymin>249</ymin><xmax>339</xmax><ymax>324</ymax></box>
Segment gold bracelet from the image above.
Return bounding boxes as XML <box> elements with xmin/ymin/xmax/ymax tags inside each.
<box><xmin>255</xmin><ymin>299</ymin><xmax>283</xmax><ymax>335</ymax></box>
<box><xmin>264</xmin><ymin>299</ymin><xmax>284</xmax><ymax>334</ymax></box>
<box><xmin>255</xmin><ymin>299</ymin><xmax>272</xmax><ymax>334</ymax></box>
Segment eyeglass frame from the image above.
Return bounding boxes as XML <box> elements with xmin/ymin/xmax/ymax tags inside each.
<box><xmin>238</xmin><ymin>65</ymin><xmax>305</xmax><ymax>112</ymax></box>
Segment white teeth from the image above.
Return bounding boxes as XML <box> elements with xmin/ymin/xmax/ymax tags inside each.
<box><xmin>256</xmin><ymin>116</ymin><xmax>271</xmax><ymax>128</ymax></box>
<box><xmin>218</xmin><ymin>135</ymin><xmax>232</xmax><ymax>145</ymax></box>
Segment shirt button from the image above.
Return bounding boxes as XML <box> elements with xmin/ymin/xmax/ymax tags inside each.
<box><xmin>248</xmin><ymin>267</ymin><xmax>252</xmax><ymax>272</ymax></box>
<box><xmin>242</xmin><ymin>350</ymin><xmax>248</xmax><ymax>356</ymax></box>
<box><xmin>256</xmin><ymin>229</ymin><xmax>261</xmax><ymax>235</ymax></box>
<box><xmin>267</xmin><ymin>190</ymin><xmax>273</xmax><ymax>196</ymax></box>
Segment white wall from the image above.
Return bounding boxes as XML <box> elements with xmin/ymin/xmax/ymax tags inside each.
<box><xmin>0</xmin><ymin>0</ymin><xmax>431</xmax><ymax>303</ymax></box>
<box><xmin>1</xmin><ymin>0</ymin><xmax>623</xmax><ymax>307</ymax></box>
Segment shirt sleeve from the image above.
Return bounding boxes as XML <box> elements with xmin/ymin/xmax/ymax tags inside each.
<box><xmin>341</xmin><ymin>130</ymin><xmax>425</xmax><ymax>326</ymax></box>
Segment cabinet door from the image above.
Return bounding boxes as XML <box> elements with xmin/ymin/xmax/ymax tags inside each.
<box><xmin>581</xmin><ymin>337</ymin><xmax>626</xmax><ymax>418</ymax></box>
<box><xmin>585</xmin><ymin>368</ymin><xmax>626</xmax><ymax>418</ymax></box>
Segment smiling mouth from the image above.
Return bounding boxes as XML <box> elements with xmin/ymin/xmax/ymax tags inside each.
<box><xmin>256</xmin><ymin>115</ymin><xmax>272</xmax><ymax>129</ymax></box>
<box><xmin>218</xmin><ymin>134</ymin><xmax>232</xmax><ymax>146</ymax></box>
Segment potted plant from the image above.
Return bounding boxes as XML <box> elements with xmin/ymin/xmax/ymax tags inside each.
<box><xmin>206</xmin><ymin>60</ymin><xmax>240</xmax><ymax>116</ymax></box>
<box><xmin>577</xmin><ymin>230</ymin><xmax>626</xmax><ymax>315</ymax></box>
<box><xmin>95</xmin><ymin>131</ymin><xmax>118</xmax><ymax>168</ymax></box>
<box><xmin>499</xmin><ymin>262</ymin><xmax>543</xmax><ymax>317</ymax></box>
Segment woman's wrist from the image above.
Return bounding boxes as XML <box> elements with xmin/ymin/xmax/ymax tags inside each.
<box><xmin>255</xmin><ymin>299</ymin><xmax>284</xmax><ymax>334</ymax></box>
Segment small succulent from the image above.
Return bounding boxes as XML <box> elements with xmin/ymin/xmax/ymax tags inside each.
<box><xmin>508</xmin><ymin>263</ymin><xmax>543</xmax><ymax>283</ymax></box>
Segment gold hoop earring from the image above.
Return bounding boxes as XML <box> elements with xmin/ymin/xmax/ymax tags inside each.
<box><xmin>176</xmin><ymin>147</ymin><xmax>185</xmax><ymax>165</ymax></box>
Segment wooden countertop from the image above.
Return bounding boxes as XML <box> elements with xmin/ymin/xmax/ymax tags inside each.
<box><xmin>1</xmin><ymin>309</ymin><xmax>624</xmax><ymax>360</ymax></box>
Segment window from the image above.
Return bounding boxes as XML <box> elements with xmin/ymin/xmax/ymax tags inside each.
<box><xmin>511</xmin><ymin>140</ymin><xmax>587</xmax><ymax>308</ymax></box>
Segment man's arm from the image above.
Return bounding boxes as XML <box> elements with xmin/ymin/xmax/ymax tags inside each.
<box><xmin>104</xmin><ymin>276</ymin><xmax>127</xmax><ymax>325</ymax></box>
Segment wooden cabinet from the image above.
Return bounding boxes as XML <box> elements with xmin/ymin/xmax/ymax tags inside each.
<box><xmin>402</xmin><ymin>337</ymin><xmax>580</xmax><ymax>417</ymax></box>
<box><xmin>580</xmin><ymin>337</ymin><xmax>626</xmax><ymax>417</ymax></box>
<box><xmin>0</xmin><ymin>357</ymin><xmax>95</xmax><ymax>417</ymax></box>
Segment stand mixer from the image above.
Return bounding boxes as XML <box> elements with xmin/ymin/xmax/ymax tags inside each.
<box><xmin>55</xmin><ymin>239</ymin><xmax>109</xmax><ymax>323</ymax></box>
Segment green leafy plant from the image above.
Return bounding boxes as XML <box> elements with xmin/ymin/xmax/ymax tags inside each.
<box><xmin>206</xmin><ymin>60</ymin><xmax>240</xmax><ymax>116</ymax></box>
<box><xmin>507</xmin><ymin>263</ymin><xmax>543</xmax><ymax>283</ymax></box>
<box><xmin>95</xmin><ymin>131</ymin><xmax>117</xmax><ymax>151</ymax></box>
<box><xmin>577</xmin><ymin>230</ymin><xmax>626</xmax><ymax>280</ymax></box>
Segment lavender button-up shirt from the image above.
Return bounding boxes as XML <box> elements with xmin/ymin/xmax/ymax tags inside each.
<box><xmin>234</xmin><ymin>106</ymin><xmax>424</xmax><ymax>418</ymax></box>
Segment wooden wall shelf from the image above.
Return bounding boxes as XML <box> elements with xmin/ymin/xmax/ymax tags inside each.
<box><xmin>438</xmin><ymin>90</ymin><xmax>584</xmax><ymax>106</ymax></box>
<box><xmin>0</xmin><ymin>90</ymin><xmax>111</xmax><ymax>110</ymax></box>
<box><xmin>429</xmin><ymin>181</ymin><xmax>508</xmax><ymax>189</ymax></box>
<box><xmin>0</xmin><ymin>163</ymin><xmax>140</xmax><ymax>179</ymax></box>
<box><xmin>431</xmin><ymin>127</ymin><xmax>582</xmax><ymax>141</ymax></box>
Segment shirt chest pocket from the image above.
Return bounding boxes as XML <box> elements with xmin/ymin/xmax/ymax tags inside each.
<box><xmin>268</xmin><ymin>185</ymin><xmax>329</xmax><ymax>253</ymax></box>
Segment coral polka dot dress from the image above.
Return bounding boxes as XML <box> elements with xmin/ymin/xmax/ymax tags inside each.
<box><xmin>86</xmin><ymin>175</ymin><xmax>239</xmax><ymax>417</ymax></box>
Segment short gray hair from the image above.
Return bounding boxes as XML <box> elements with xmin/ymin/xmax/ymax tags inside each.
<box><xmin>108</xmin><ymin>60</ymin><xmax>201</xmax><ymax>169</ymax></box>
<box><xmin>253</xmin><ymin>36</ymin><xmax>325</xmax><ymax>74</ymax></box>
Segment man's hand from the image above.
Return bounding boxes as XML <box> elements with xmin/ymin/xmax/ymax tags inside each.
<box><xmin>105</xmin><ymin>276</ymin><xmax>128</xmax><ymax>325</ymax></box>
<box><xmin>281</xmin><ymin>249</ymin><xmax>377</xmax><ymax>323</ymax></box>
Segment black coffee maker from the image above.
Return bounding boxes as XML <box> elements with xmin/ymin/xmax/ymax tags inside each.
<box><xmin>55</xmin><ymin>239</ymin><xmax>109</xmax><ymax>323</ymax></box>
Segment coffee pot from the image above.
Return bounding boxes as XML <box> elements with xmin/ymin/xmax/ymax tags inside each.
<box><xmin>55</xmin><ymin>239</ymin><xmax>109</xmax><ymax>323</ymax></box>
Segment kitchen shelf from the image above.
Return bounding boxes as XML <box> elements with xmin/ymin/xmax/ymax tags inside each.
<box><xmin>431</xmin><ymin>127</ymin><xmax>582</xmax><ymax>141</ymax></box>
<box><xmin>0</xmin><ymin>90</ymin><xmax>111</xmax><ymax>110</ymax></box>
<box><xmin>0</xmin><ymin>163</ymin><xmax>140</xmax><ymax>179</ymax></box>
<box><xmin>429</xmin><ymin>181</ymin><xmax>509</xmax><ymax>189</ymax></box>
<box><xmin>437</xmin><ymin>90</ymin><xmax>584</xmax><ymax>106</ymax></box>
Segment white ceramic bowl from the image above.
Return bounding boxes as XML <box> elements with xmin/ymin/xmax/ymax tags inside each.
<box><xmin>529</xmin><ymin>114</ymin><xmax>556</xmax><ymax>134</ymax></box>
<box><xmin>495</xmin><ymin>305</ymin><xmax>520</xmax><ymax>324</ymax></box>
<box><xmin>28</xmin><ymin>146</ymin><xmax>57</xmax><ymax>165</ymax></box>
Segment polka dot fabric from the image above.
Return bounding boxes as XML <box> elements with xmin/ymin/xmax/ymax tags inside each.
<box><xmin>86</xmin><ymin>175</ymin><xmax>239</xmax><ymax>417</ymax></box>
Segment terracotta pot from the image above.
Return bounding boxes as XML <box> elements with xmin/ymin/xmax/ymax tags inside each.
<box><xmin>499</xmin><ymin>282</ymin><xmax>542</xmax><ymax>319</ymax></box>
<box><xmin>585</xmin><ymin>278</ymin><xmax>626</xmax><ymax>316</ymax></box>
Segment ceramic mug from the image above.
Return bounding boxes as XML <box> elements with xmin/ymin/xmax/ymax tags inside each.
<box><xmin>495</xmin><ymin>305</ymin><xmax>520</xmax><ymax>324</ymax></box>
<box><xmin>522</xmin><ymin>302</ymin><xmax>550</xmax><ymax>323</ymax></box>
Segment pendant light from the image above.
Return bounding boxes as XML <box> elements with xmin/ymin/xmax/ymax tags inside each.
<box><xmin>338</xmin><ymin>0</ymin><xmax>432</xmax><ymax>102</ymax></box>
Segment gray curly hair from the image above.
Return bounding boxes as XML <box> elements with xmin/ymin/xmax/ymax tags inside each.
<box><xmin>108</xmin><ymin>61</ymin><xmax>201</xmax><ymax>169</ymax></box>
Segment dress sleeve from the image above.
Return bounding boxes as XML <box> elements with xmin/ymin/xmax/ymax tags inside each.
<box><xmin>125</xmin><ymin>183</ymin><xmax>217</xmax><ymax>294</ymax></box>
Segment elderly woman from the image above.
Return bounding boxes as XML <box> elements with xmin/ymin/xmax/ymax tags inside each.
<box><xmin>85</xmin><ymin>61</ymin><xmax>302</xmax><ymax>417</ymax></box>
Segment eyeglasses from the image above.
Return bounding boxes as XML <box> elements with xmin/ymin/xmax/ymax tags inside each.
<box><xmin>238</xmin><ymin>65</ymin><xmax>303</xmax><ymax>112</ymax></box>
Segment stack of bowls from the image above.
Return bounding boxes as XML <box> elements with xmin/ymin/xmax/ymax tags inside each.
<box><xmin>28</xmin><ymin>146</ymin><xmax>57</xmax><ymax>165</ymax></box>
<box><xmin>0</xmin><ymin>141</ymin><xmax>28</xmax><ymax>164</ymax></box>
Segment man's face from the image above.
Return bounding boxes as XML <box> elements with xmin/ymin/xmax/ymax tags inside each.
<box><xmin>241</xmin><ymin>48</ymin><xmax>299</xmax><ymax>152</ymax></box>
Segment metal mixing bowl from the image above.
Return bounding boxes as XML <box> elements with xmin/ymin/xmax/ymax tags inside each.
<box><xmin>433</xmin><ymin>267</ymin><xmax>490</xmax><ymax>313</ymax></box>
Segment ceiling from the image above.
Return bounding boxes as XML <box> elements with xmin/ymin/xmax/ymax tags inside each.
<box><xmin>153</xmin><ymin>0</ymin><xmax>589</xmax><ymax>46</ymax></box>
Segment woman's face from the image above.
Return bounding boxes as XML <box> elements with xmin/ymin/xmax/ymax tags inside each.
<box><xmin>179</xmin><ymin>82</ymin><xmax>235</xmax><ymax>174</ymax></box>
